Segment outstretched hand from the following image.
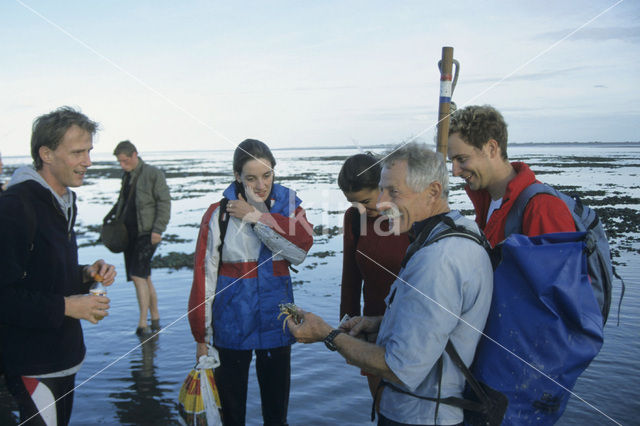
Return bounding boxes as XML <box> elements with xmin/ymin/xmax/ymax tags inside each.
<box><xmin>286</xmin><ymin>309</ymin><xmax>333</xmax><ymax>344</ymax></box>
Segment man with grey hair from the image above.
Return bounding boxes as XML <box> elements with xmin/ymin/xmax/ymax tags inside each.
<box><xmin>289</xmin><ymin>142</ymin><xmax>493</xmax><ymax>425</ymax></box>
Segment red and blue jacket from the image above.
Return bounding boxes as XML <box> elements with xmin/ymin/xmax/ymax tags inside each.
<box><xmin>188</xmin><ymin>182</ymin><xmax>313</xmax><ymax>350</ymax></box>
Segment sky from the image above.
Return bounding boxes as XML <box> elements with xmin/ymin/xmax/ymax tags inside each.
<box><xmin>1</xmin><ymin>0</ymin><xmax>639</xmax><ymax>156</ymax></box>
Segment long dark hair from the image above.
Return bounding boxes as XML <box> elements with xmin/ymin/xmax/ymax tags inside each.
<box><xmin>338</xmin><ymin>153</ymin><xmax>381</xmax><ymax>193</ymax></box>
<box><xmin>233</xmin><ymin>139</ymin><xmax>276</xmax><ymax>175</ymax></box>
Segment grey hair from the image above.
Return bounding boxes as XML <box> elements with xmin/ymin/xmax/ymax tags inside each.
<box><xmin>381</xmin><ymin>142</ymin><xmax>449</xmax><ymax>199</ymax></box>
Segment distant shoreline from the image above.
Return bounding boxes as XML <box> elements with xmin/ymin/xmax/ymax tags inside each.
<box><xmin>135</xmin><ymin>141</ymin><xmax>640</xmax><ymax>155</ymax></box>
<box><xmin>3</xmin><ymin>141</ymin><xmax>639</xmax><ymax>160</ymax></box>
<box><xmin>162</xmin><ymin>141</ymin><xmax>640</xmax><ymax>153</ymax></box>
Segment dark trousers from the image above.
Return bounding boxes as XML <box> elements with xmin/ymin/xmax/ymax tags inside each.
<box><xmin>5</xmin><ymin>373</ymin><xmax>75</xmax><ymax>426</ymax></box>
<box><xmin>215</xmin><ymin>345</ymin><xmax>290</xmax><ymax>426</ymax></box>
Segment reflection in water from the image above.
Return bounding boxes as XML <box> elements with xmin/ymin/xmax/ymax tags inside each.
<box><xmin>0</xmin><ymin>378</ymin><xmax>18</xmax><ymax>425</ymax></box>
<box><xmin>109</xmin><ymin>334</ymin><xmax>178</xmax><ymax>425</ymax></box>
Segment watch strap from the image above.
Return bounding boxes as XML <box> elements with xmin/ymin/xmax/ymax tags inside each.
<box><xmin>323</xmin><ymin>329</ymin><xmax>344</xmax><ymax>351</ymax></box>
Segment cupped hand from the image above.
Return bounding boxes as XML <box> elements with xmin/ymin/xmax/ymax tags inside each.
<box><xmin>64</xmin><ymin>294</ymin><xmax>110</xmax><ymax>324</ymax></box>
<box><xmin>226</xmin><ymin>194</ymin><xmax>261</xmax><ymax>223</ymax></box>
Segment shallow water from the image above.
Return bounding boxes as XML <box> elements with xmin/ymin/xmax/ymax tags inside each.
<box><xmin>1</xmin><ymin>144</ymin><xmax>638</xmax><ymax>425</ymax></box>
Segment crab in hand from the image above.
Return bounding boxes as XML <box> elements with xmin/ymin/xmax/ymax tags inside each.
<box><xmin>278</xmin><ymin>303</ymin><xmax>303</xmax><ymax>332</ymax></box>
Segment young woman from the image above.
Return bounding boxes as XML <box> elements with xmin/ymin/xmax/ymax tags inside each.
<box><xmin>188</xmin><ymin>139</ymin><xmax>313</xmax><ymax>426</ymax></box>
<box><xmin>338</xmin><ymin>153</ymin><xmax>410</xmax><ymax>397</ymax></box>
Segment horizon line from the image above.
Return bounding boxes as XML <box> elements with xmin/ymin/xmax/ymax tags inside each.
<box><xmin>2</xmin><ymin>140</ymin><xmax>640</xmax><ymax>159</ymax></box>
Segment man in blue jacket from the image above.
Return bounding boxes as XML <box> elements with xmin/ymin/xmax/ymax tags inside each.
<box><xmin>0</xmin><ymin>106</ymin><xmax>116</xmax><ymax>425</ymax></box>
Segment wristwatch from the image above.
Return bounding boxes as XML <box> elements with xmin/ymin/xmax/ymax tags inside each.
<box><xmin>323</xmin><ymin>329</ymin><xmax>344</xmax><ymax>351</ymax></box>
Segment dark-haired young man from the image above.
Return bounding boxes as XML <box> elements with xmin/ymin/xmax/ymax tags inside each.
<box><xmin>112</xmin><ymin>140</ymin><xmax>171</xmax><ymax>336</ymax></box>
<box><xmin>447</xmin><ymin>105</ymin><xmax>575</xmax><ymax>246</ymax></box>
<box><xmin>0</xmin><ymin>106</ymin><xmax>116</xmax><ymax>425</ymax></box>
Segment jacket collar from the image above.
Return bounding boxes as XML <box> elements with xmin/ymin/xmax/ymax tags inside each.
<box><xmin>465</xmin><ymin>161</ymin><xmax>536</xmax><ymax>228</ymax></box>
<box><xmin>128</xmin><ymin>157</ymin><xmax>145</xmax><ymax>180</ymax></box>
<box><xmin>222</xmin><ymin>182</ymin><xmax>301</xmax><ymax>216</ymax></box>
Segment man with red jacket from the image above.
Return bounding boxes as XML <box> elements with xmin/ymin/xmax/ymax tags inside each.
<box><xmin>447</xmin><ymin>105</ymin><xmax>575</xmax><ymax>246</ymax></box>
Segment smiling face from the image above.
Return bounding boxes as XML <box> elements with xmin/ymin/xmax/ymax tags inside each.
<box><xmin>447</xmin><ymin>132</ymin><xmax>494</xmax><ymax>191</ymax></box>
<box><xmin>235</xmin><ymin>157</ymin><xmax>274</xmax><ymax>202</ymax></box>
<box><xmin>377</xmin><ymin>160</ymin><xmax>432</xmax><ymax>234</ymax></box>
<box><xmin>39</xmin><ymin>124</ymin><xmax>93</xmax><ymax>196</ymax></box>
<box><xmin>343</xmin><ymin>187</ymin><xmax>380</xmax><ymax>218</ymax></box>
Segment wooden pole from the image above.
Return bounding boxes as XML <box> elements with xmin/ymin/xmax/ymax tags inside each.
<box><xmin>436</xmin><ymin>46</ymin><xmax>454</xmax><ymax>158</ymax></box>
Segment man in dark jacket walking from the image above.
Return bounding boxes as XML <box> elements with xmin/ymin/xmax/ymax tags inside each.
<box><xmin>113</xmin><ymin>140</ymin><xmax>171</xmax><ymax>336</ymax></box>
<box><xmin>0</xmin><ymin>106</ymin><xmax>116</xmax><ymax>425</ymax></box>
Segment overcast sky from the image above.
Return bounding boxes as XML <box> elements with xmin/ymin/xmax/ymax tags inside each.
<box><xmin>1</xmin><ymin>0</ymin><xmax>638</xmax><ymax>156</ymax></box>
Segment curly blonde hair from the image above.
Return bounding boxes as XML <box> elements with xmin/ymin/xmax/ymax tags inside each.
<box><xmin>449</xmin><ymin>105</ymin><xmax>509</xmax><ymax>160</ymax></box>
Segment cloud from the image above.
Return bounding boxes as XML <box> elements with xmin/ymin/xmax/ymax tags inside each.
<box><xmin>536</xmin><ymin>26</ymin><xmax>640</xmax><ymax>43</ymax></box>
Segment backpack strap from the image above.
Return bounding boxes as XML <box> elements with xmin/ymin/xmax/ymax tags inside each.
<box><xmin>504</xmin><ymin>183</ymin><xmax>558</xmax><ymax>237</ymax></box>
<box><xmin>104</xmin><ymin>171</ymin><xmax>140</xmax><ymax>225</ymax></box>
<box><xmin>371</xmin><ymin>340</ymin><xmax>506</xmax><ymax>424</ymax></box>
<box><xmin>613</xmin><ymin>267</ymin><xmax>625</xmax><ymax>326</ymax></box>
<box><xmin>351</xmin><ymin>207</ymin><xmax>362</xmax><ymax>247</ymax></box>
<box><xmin>371</xmin><ymin>341</ymin><xmax>490</xmax><ymax>417</ymax></box>
<box><xmin>402</xmin><ymin>215</ymin><xmax>489</xmax><ymax>268</ymax></box>
<box><xmin>217</xmin><ymin>198</ymin><xmax>230</xmax><ymax>260</ymax></box>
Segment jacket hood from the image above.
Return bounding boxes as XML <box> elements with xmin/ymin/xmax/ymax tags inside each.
<box><xmin>8</xmin><ymin>165</ymin><xmax>75</xmax><ymax>225</ymax></box>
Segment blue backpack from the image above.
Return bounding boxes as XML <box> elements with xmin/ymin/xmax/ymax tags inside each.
<box><xmin>471</xmin><ymin>183</ymin><xmax>624</xmax><ymax>425</ymax></box>
<box><xmin>504</xmin><ymin>183</ymin><xmax>624</xmax><ymax>325</ymax></box>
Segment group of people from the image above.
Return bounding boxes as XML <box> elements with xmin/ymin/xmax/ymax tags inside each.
<box><xmin>287</xmin><ymin>105</ymin><xmax>577</xmax><ymax>426</ymax></box>
<box><xmin>185</xmin><ymin>104</ymin><xmax>577</xmax><ymax>425</ymax></box>
<box><xmin>0</xmin><ymin>103</ymin><xmax>578</xmax><ymax>425</ymax></box>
